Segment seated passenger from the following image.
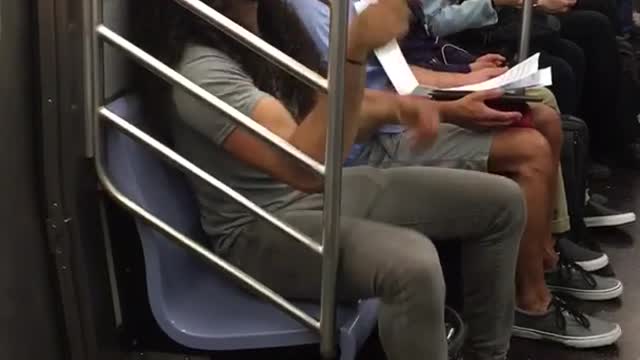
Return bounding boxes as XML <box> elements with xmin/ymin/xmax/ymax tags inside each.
<box><xmin>288</xmin><ymin>0</ymin><xmax>623</xmax><ymax>348</ymax></box>
<box><xmin>419</xmin><ymin>0</ymin><xmax>639</xmax><ymax>167</ymax></box>
<box><xmin>139</xmin><ymin>0</ymin><xmax>527</xmax><ymax>359</ymax></box>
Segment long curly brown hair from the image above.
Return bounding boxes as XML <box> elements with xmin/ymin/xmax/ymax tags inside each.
<box><xmin>130</xmin><ymin>0</ymin><xmax>326</xmax><ymax>141</ymax></box>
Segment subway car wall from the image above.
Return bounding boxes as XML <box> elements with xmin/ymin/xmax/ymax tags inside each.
<box><xmin>2</xmin><ymin>0</ymin><xmax>128</xmax><ymax>359</ymax></box>
<box><xmin>0</xmin><ymin>0</ymin><xmax>64</xmax><ymax>359</ymax></box>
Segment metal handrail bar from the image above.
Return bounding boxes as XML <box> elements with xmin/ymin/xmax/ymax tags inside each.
<box><xmin>96</xmin><ymin>25</ymin><xmax>325</xmax><ymax>177</ymax></box>
<box><xmin>98</xmin><ymin>107</ymin><xmax>322</xmax><ymax>255</ymax></box>
<box><xmin>172</xmin><ymin>0</ymin><xmax>328</xmax><ymax>93</ymax></box>
<box><xmin>93</xmin><ymin>137</ymin><xmax>320</xmax><ymax>331</ymax></box>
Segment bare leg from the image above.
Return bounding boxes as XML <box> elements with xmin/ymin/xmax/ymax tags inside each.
<box><xmin>530</xmin><ymin>104</ymin><xmax>564</xmax><ymax>271</ymax></box>
<box><xmin>488</xmin><ymin>126</ymin><xmax>555</xmax><ymax>313</ymax></box>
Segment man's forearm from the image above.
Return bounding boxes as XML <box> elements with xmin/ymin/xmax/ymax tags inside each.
<box><xmin>411</xmin><ymin>66</ymin><xmax>471</xmax><ymax>89</ymax></box>
<box><xmin>436</xmin><ymin>101</ymin><xmax>466</xmax><ymax>126</ymax></box>
<box><xmin>356</xmin><ymin>89</ymin><xmax>401</xmax><ymax>141</ymax></box>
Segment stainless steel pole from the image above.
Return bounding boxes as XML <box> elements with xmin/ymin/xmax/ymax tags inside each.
<box><xmin>91</xmin><ymin>0</ymin><xmax>104</xmax><ymax>158</ymax></box>
<box><xmin>83</xmin><ymin>0</ymin><xmax>95</xmax><ymax>157</ymax></box>
<box><xmin>319</xmin><ymin>0</ymin><xmax>350</xmax><ymax>358</ymax></box>
<box><xmin>518</xmin><ymin>0</ymin><xmax>534</xmax><ymax>62</ymax></box>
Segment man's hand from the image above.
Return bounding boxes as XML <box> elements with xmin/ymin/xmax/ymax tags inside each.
<box><xmin>395</xmin><ymin>96</ymin><xmax>442</xmax><ymax>147</ymax></box>
<box><xmin>494</xmin><ymin>0</ymin><xmax>524</xmax><ymax>7</ymax></box>
<box><xmin>442</xmin><ymin>90</ymin><xmax>523</xmax><ymax>127</ymax></box>
<box><xmin>470</xmin><ymin>54</ymin><xmax>507</xmax><ymax>71</ymax></box>
<box><xmin>462</xmin><ymin>67</ymin><xmax>508</xmax><ymax>85</ymax></box>
<box><xmin>537</xmin><ymin>0</ymin><xmax>576</xmax><ymax>13</ymax></box>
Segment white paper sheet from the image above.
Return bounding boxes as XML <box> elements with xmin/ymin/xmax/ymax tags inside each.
<box><xmin>442</xmin><ymin>53</ymin><xmax>540</xmax><ymax>91</ymax></box>
<box><xmin>503</xmin><ymin>67</ymin><xmax>553</xmax><ymax>90</ymax></box>
<box><xmin>372</xmin><ymin>40</ymin><xmax>421</xmax><ymax>95</ymax></box>
<box><xmin>353</xmin><ymin>0</ymin><xmax>420</xmax><ymax>95</ymax></box>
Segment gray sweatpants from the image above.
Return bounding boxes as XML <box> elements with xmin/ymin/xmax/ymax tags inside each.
<box><xmin>225</xmin><ymin>166</ymin><xmax>525</xmax><ymax>360</ymax></box>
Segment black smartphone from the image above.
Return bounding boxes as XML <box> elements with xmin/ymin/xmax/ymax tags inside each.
<box><xmin>429</xmin><ymin>90</ymin><xmax>543</xmax><ymax>104</ymax></box>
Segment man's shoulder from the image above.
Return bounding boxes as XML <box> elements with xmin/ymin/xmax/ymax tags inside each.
<box><xmin>177</xmin><ymin>44</ymin><xmax>252</xmax><ymax>85</ymax></box>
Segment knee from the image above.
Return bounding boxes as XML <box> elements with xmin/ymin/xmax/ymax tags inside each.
<box><xmin>489</xmin><ymin>176</ymin><xmax>527</xmax><ymax>231</ymax></box>
<box><xmin>584</xmin><ymin>11</ymin><xmax>615</xmax><ymax>37</ymax></box>
<box><xmin>511</xmin><ymin>129</ymin><xmax>555</xmax><ymax>180</ymax></box>
<box><xmin>562</xmin><ymin>40</ymin><xmax>587</xmax><ymax>72</ymax></box>
<box><xmin>388</xmin><ymin>230</ymin><xmax>446</xmax><ymax>303</ymax></box>
<box><xmin>532</xmin><ymin>104</ymin><xmax>563</xmax><ymax>153</ymax></box>
<box><xmin>550</xmin><ymin>58</ymin><xmax>577</xmax><ymax>85</ymax></box>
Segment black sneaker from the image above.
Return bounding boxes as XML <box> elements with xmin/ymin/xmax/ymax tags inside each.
<box><xmin>584</xmin><ymin>198</ymin><xmax>636</xmax><ymax>228</ymax></box>
<box><xmin>546</xmin><ymin>260</ymin><xmax>623</xmax><ymax>301</ymax></box>
<box><xmin>513</xmin><ymin>296</ymin><xmax>622</xmax><ymax>348</ymax></box>
<box><xmin>588</xmin><ymin>162</ymin><xmax>611</xmax><ymax>180</ymax></box>
<box><xmin>556</xmin><ymin>236</ymin><xmax>608</xmax><ymax>272</ymax></box>
<box><xmin>589</xmin><ymin>192</ymin><xmax>609</xmax><ymax>205</ymax></box>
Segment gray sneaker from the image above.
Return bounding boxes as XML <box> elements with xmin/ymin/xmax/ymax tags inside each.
<box><xmin>513</xmin><ymin>296</ymin><xmax>622</xmax><ymax>348</ymax></box>
<box><xmin>546</xmin><ymin>260</ymin><xmax>623</xmax><ymax>301</ymax></box>
<box><xmin>556</xmin><ymin>236</ymin><xmax>608</xmax><ymax>272</ymax></box>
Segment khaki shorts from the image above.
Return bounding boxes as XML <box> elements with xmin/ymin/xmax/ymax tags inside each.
<box><xmin>527</xmin><ymin>87</ymin><xmax>560</xmax><ymax>112</ymax></box>
<box><xmin>353</xmin><ymin>123</ymin><xmax>493</xmax><ymax>172</ymax></box>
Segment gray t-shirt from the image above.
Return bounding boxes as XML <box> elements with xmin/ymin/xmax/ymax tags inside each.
<box><xmin>172</xmin><ymin>44</ymin><xmax>319</xmax><ymax>252</ymax></box>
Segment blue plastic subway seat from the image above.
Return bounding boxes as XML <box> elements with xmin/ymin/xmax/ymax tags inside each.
<box><xmin>102</xmin><ymin>96</ymin><xmax>379</xmax><ymax>359</ymax></box>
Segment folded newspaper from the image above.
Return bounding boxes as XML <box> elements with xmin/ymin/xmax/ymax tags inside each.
<box><xmin>353</xmin><ymin>0</ymin><xmax>553</xmax><ymax>97</ymax></box>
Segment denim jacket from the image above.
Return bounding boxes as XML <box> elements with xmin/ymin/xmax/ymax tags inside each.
<box><xmin>421</xmin><ymin>0</ymin><xmax>499</xmax><ymax>37</ymax></box>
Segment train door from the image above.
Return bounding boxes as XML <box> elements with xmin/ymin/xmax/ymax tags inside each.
<box><xmin>1</xmin><ymin>0</ymin><xmax>126</xmax><ymax>359</ymax></box>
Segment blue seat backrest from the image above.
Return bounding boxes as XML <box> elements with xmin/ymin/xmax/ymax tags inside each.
<box><xmin>103</xmin><ymin>96</ymin><xmax>214</xmax><ymax>306</ymax></box>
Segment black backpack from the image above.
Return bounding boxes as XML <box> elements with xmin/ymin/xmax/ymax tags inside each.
<box><xmin>616</xmin><ymin>39</ymin><xmax>640</xmax><ymax>144</ymax></box>
<box><xmin>561</xmin><ymin>115</ymin><xmax>589</xmax><ymax>246</ymax></box>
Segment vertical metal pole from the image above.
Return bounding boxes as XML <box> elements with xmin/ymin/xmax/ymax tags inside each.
<box><xmin>91</xmin><ymin>0</ymin><xmax>104</xmax><ymax>159</ymax></box>
<box><xmin>518</xmin><ymin>0</ymin><xmax>534</xmax><ymax>62</ymax></box>
<box><xmin>83</xmin><ymin>0</ymin><xmax>95</xmax><ymax>157</ymax></box>
<box><xmin>320</xmin><ymin>0</ymin><xmax>349</xmax><ymax>358</ymax></box>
